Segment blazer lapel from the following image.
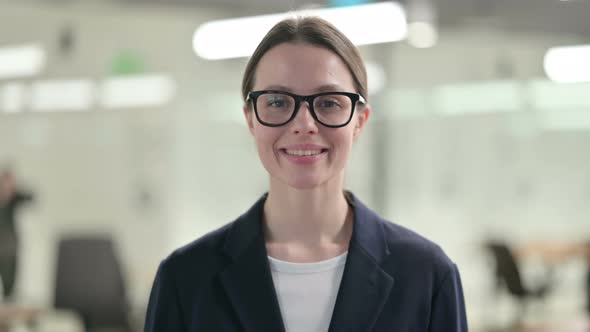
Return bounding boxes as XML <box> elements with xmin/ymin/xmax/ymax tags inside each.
<box><xmin>328</xmin><ymin>193</ymin><xmax>395</xmax><ymax>332</ymax></box>
<box><xmin>219</xmin><ymin>194</ymin><xmax>286</xmax><ymax>332</ymax></box>
<box><xmin>218</xmin><ymin>192</ymin><xmax>394</xmax><ymax>332</ymax></box>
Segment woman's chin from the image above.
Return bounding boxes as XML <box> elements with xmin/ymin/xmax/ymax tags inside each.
<box><xmin>284</xmin><ymin>174</ymin><xmax>329</xmax><ymax>190</ymax></box>
<box><xmin>267</xmin><ymin>167</ymin><xmax>342</xmax><ymax>191</ymax></box>
<box><xmin>267</xmin><ymin>173</ymin><xmax>323</xmax><ymax>190</ymax></box>
<box><xmin>287</xmin><ymin>181</ymin><xmax>322</xmax><ymax>190</ymax></box>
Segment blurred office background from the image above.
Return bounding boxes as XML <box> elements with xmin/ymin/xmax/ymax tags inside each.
<box><xmin>0</xmin><ymin>0</ymin><xmax>589</xmax><ymax>331</ymax></box>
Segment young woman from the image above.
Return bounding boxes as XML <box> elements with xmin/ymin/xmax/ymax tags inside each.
<box><xmin>145</xmin><ymin>17</ymin><xmax>467</xmax><ymax>332</ymax></box>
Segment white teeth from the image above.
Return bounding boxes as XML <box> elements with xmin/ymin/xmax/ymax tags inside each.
<box><xmin>285</xmin><ymin>149</ymin><xmax>323</xmax><ymax>156</ymax></box>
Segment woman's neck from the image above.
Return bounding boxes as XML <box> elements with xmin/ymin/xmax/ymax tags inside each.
<box><xmin>263</xmin><ymin>178</ymin><xmax>353</xmax><ymax>262</ymax></box>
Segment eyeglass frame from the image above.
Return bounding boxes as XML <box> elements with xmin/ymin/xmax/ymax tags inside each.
<box><xmin>246</xmin><ymin>90</ymin><xmax>367</xmax><ymax>128</ymax></box>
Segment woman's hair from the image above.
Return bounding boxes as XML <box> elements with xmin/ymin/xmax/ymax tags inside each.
<box><xmin>241</xmin><ymin>16</ymin><xmax>368</xmax><ymax>102</ymax></box>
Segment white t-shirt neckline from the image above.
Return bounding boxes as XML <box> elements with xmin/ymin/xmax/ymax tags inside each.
<box><xmin>268</xmin><ymin>251</ymin><xmax>349</xmax><ymax>332</ymax></box>
<box><xmin>268</xmin><ymin>251</ymin><xmax>348</xmax><ymax>274</ymax></box>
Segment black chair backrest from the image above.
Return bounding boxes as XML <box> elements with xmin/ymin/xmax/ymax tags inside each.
<box><xmin>54</xmin><ymin>235</ymin><xmax>130</xmax><ymax>330</ymax></box>
<box><xmin>486</xmin><ymin>242</ymin><xmax>527</xmax><ymax>297</ymax></box>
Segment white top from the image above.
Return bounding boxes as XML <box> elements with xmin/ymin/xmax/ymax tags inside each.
<box><xmin>268</xmin><ymin>252</ymin><xmax>348</xmax><ymax>332</ymax></box>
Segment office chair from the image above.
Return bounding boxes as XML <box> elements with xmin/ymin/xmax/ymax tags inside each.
<box><xmin>485</xmin><ymin>241</ymin><xmax>553</xmax><ymax>324</ymax></box>
<box><xmin>54</xmin><ymin>235</ymin><xmax>132</xmax><ymax>332</ymax></box>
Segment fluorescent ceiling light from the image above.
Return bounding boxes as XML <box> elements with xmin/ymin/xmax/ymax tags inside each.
<box><xmin>30</xmin><ymin>79</ymin><xmax>95</xmax><ymax>112</ymax></box>
<box><xmin>0</xmin><ymin>44</ymin><xmax>46</xmax><ymax>79</ymax></box>
<box><xmin>544</xmin><ymin>45</ymin><xmax>590</xmax><ymax>83</ymax></box>
<box><xmin>100</xmin><ymin>74</ymin><xmax>176</xmax><ymax>108</ymax></box>
<box><xmin>193</xmin><ymin>2</ymin><xmax>407</xmax><ymax>60</ymax></box>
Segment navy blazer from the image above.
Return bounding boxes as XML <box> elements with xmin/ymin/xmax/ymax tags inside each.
<box><xmin>145</xmin><ymin>192</ymin><xmax>468</xmax><ymax>331</ymax></box>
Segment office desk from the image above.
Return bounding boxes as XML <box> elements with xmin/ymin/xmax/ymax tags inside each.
<box><xmin>515</xmin><ymin>241</ymin><xmax>590</xmax><ymax>264</ymax></box>
<box><xmin>515</xmin><ymin>240</ymin><xmax>590</xmax><ymax>316</ymax></box>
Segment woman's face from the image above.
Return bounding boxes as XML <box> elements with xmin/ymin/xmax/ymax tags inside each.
<box><xmin>244</xmin><ymin>42</ymin><xmax>370</xmax><ymax>190</ymax></box>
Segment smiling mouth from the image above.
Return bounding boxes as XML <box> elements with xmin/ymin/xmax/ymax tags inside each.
<box><xmin>281</xmin><ymin>149</ymin><xmax>329</xmax><ymax>156</ymax></box>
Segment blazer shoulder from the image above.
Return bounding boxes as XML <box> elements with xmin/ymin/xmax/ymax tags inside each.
<box><xmin>379</xmin><ymin>218</ymin><xmax>455</xmax><ymax>273</ymax></box>
<box><xmin>161</xmin><ymin>221</ymin><xmax>234</xmax><ymax>274</ymax></box>
<box><xmin>145</xmin><ymin>221</ymin><xmax>237</xmax><ymax>331</ymax></box>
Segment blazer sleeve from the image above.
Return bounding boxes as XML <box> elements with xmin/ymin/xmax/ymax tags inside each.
<box><xmin>144</xmin><ymin>259</ymin><xmax>186</xmax><ymax>332</ymax></box>
<box><xmin>429</xmin><ymin>264</ymin><xmax>468</xmax><ymax>332</ymax></box>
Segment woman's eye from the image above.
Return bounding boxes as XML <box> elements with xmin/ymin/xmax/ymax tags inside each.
<box><xmin>318</xmin><ymin>100</ymin><xmax>340</xmax><ymax>108</ymax></box>
<box><xmin>267</xmin><ymin>98</ymin><xmax>289</xmax><ymax>108</ymax></box>
<box><xmin>269</xmin><ymin>100</ymin><xmax>285</xmax><ymax>107</ymax></box>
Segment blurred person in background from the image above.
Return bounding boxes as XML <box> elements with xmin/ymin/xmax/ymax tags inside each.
<box><xmin>0</xmin><ymin>167</ymin><xmax>34</xmax><ymax>300</ymax></box>
<box><xmin>145</xmin><ymin>17</ymin><xmax>467</xmax><ymax>331</ymax></box>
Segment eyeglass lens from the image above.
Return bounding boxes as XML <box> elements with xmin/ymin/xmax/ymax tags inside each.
<box><xmin>256</xmin><ymin>93</ymin><xmax>353</xmax><ymax>126</ymax></box>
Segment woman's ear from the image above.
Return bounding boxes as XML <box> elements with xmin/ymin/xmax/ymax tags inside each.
<box><xmin>243</xmin><ymin>105</ymin><xmax>255</xmax><ymax>135</ymax></box>
<box><xmin>353</xmin><ymin>105</ymin><xmax>371</xmax><ymax>141</ymax></box>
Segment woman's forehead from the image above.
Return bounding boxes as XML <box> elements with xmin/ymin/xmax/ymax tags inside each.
<box><xmin>254</xmin><ymin>43</ymin><xmax>355</xmax><ymax>93</ymax></box>
<box><xmin>258</xmin><ymin>42</ymin><xmax>342</xmax><ymax>68</ymax></box>
<box><xmin>258</xmin><ymin>83</ymin><xmax>349</xmax><ymax>93</ymax></box>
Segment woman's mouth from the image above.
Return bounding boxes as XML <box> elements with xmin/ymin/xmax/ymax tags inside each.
<box><xmin>279</xmin><ymin>148</ymin><xmax>329</xmax><ymax>164</ymax></box>
<box><xmin>284</xmin><ymin>149</ymin><xmax>325</xmax><ymax>156</ymax></box>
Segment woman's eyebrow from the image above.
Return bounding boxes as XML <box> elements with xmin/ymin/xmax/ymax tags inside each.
<box><xmin>262</xmin><ymin>85</ymin><xmax>293</xmax><ymax>92</ymax></box>
<box><xmin>260</xmin><ymin>84</ymin><xmax>347</xmax><ymax>93</ymax></box>
<box><xmin>315</xmin><ymin>84</ymin><xmax>345</xmax><ymax>92</ymax></box>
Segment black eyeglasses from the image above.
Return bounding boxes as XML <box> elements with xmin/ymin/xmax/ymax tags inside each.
<box><xmin>246</xmin><ymin>90</ymin><xmax>366</xmax><ymax>128</ymax></box>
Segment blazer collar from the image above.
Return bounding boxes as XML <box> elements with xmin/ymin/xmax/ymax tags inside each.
<box><xmin>329</xmin><ymin>192</ymin><xmax>395</xmax><ymax>332</ymax></box>
<box><xmin>219</xmin><ymin>192</ymin><xmax>394</xmax><ymax>332</ymax></box>
<box><xmin>219</xmin><ymin>193</ymin><xmax>285</xmax><ymax>332</ymax></box>
<box><xmin>344</xmin><ymin>191</ymin><xmax>391</xmax><ymax>263</ymax></box>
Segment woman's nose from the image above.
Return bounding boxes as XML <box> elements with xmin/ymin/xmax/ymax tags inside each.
<box><xmin>290</xmin><ymin>102</ymin><xmax>318</xmax><ymax>134</ymax></box>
